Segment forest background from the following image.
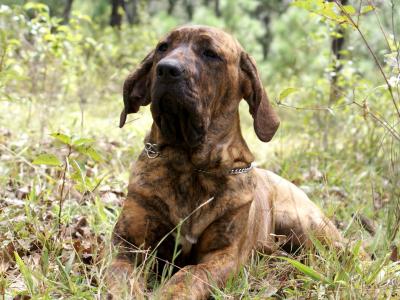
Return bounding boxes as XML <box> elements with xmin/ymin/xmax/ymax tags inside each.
<box><xmin>0</xmin><ymin>0</ymin><xmax>399</xmax><ymax>298</ymax></box>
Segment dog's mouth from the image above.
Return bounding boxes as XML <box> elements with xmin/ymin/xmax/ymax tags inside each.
<box><xmin>151</xmin><ymin>92</ymin><xmax>206</xmax><ymax>148</ymax></box>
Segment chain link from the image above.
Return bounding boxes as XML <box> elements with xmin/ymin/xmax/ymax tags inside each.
<box><xmin>143</xmin><ymin>143</ymin><xmax>253</xmax><ymax>175</ymax></box>
<box><xmin>144</xmin><ymin>143</ymin><xmax>160</xmax><ymax>159</ymax></box>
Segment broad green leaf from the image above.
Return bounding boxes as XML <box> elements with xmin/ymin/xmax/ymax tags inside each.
<box><xmin>56</xmin><ymin>25</ymin><xmax>70</xmax><ymax>33</ymax></box>
<box><xmin>70</xmin><ymin>159</ymin><xmax>88</xmax><ymax>192</ymax></box>
<box><xmin>319</xmin><ymin>4</ymin><xmax>340</xmax><ymax>20</ymax></box>
<box><xmin>279</xmin><ymin>257</ymin><xmax>330</xmax><ymax>283</ymax></box>
<box><xmin>23</xmin><ymin>2</ymin><xmax>49</xmax><ymax>12</ymax></box>
<box><xmin>86</xmin><ymin>146</ymin><xmax>102</xmax><ymax>162</ymax></box>
<box><xmin>50</xmin><ymin>132</ymin><xmax>72</xmax><ymax>145</ymax></box>
<box><xmin>33</xmin><ymin>154</ymin><xmax>62</xmax><ymax>166</ymax></box>
<box><xmin>279</xmin><ymin>87</ymin><xmax>299</xmax><ymax>101</ymax></box>
<box><xmin>361</xmin><ymin>5</ymin><xmax>374</xmax><ymax>14</ymax></box>
<box><xmin>76</xmin><ymin>145</ymin><xmax>102</xmax><ymax>162</ymax></box>
<box><xmin>342</xmin><ymin>5</ymin><xmax>356</xmax><ymax>15</ymax></box>
<box><xmin>73</xmin><ymin>138</ymin><xmax>95</xmax><ymax>146</ymax></box>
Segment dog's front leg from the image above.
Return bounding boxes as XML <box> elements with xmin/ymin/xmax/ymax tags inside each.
<box><xmin>106</xmin><ymin>197</ymin><xmax>167</xmax><ymax>299</ymax></box>
<box><xmin>160</xmin><ymin>251</ymin><xmax>237</xmax><ymax>300</ymax></box>
<box><xmin>159</xmin><ymin>204</ymin><xmax>252</xmax><ymax>300</ymax></box>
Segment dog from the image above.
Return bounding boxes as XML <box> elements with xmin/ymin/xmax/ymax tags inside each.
<box><xmin>107</xmin><ymin>25</ymin><xmax>343</xmax><ymax>299</ymax></box>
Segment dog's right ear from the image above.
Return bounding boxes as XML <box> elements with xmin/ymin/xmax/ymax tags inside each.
<box><xmin>240</xmin><ymin>52</ymin><xmax>280</xmax><ymax>142</ymax></box>
<box><xmin>119</xmin><ymin>50</ymin><xmax>155</xmax><ymax>128</ymax></box>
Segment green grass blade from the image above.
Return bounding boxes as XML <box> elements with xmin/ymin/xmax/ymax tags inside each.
<box><xmin>14</xmin><ymin>252</ymin><xmax>34</xmax><ymax>294</ymax></box>
<box><xmin>279</xmin><ymin>256</ymin><xmax>331</xmax><ymax>284</ymax></box>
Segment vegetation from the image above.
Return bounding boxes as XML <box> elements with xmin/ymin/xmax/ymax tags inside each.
<box><xmin>0</xmin><ymin>0</ymin><xmax>399</xmax><ymax>298</ymax></box>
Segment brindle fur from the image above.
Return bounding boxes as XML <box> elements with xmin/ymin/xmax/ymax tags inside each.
<box><xmin>107</xmin><ymin>25</ymin><xmax>342</xmax><ymax>299</ymax></box>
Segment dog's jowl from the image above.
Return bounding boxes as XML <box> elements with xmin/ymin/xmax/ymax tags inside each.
<box><xmin>107</xmin><ymin>25</ymin><xmax>342</xmax><ymax>299</ymax></box>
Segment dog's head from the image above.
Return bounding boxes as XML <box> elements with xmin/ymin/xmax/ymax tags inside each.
<box><xmin>120</xmin><ymin>25</ymin><xmax>279</xmax><ymax>147</ymax></box>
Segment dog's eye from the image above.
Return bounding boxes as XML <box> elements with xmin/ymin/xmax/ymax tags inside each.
<box><xmin>157</xmin><ymin>43</ymin><xmax>168</xmax><ymax>52</ymax></box>
<box><xmin>203</xmin><ymin>49</ymin><xmax>220</xmax><ymax>60</ymax></box>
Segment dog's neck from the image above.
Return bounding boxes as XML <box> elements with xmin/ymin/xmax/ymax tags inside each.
<box><xmin>146</xmin><ymin>110</ymin><xmax>254</xmax><ymax>171</ymax></box>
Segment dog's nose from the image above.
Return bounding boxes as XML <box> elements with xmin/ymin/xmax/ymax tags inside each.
<box><xmin>156</xmin><ymin>59</ymin><xmax>183</xmax><ymax>81</ymax></box>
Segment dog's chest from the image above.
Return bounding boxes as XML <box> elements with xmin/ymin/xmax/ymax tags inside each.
<box><xmin>131</xmin><ymin>157</ymin><xmax>255</xmax><ymax>255</ymax></box>
<box><xmin>166</xmin><ymin>173</ymin><xmax>225</xmax><ymax>251</ymax></box>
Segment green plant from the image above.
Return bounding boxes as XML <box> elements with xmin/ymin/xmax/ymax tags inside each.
<box><xmin>32</xmin><ymin>132</ymin><xmax>102</xmax><ymax>234</ymax></box>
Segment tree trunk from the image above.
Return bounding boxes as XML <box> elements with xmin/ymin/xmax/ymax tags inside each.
<box><xmin>120</xmin><ymin>0</ymin><xmax>138</xmax><ymax>25</ymax></box>
<box><xmin>215</xmin><ymin>0</ymin><xmax>221</xmax><ymax>17</ymax></box>
<box><xmin>328</xmin><ymin>0</ymin><xmax>348</xmax><ymax>105</ymax></box>
<box><xmin>131</xmin><ymin>0</ymin><xmax>139</xmax><ymax>24</ymax></box>
<box><xmin>259</xmin><ymin>14</ymin><xmax>272</xmax><ymax>60</ymax></box>
<box><xmin>251</xmin><ymin>1</ymin><xmax>288</xmax><ymax>61</ymax></box>
<box><xmin>62</xmin><ymin>0</ymin><xmax>74</xmax><ymax>24</ymax></box>
<box><xmin>110</xmin><ymin>0</ymin><xmax>123</xmax><ymax>28</ymax></box>
<box><xmin>323</xmin><ymin>0</ymin><xmax>348</xmax><ymax>149</ymax></box>
<box><xmin>184</xmin><ymin>0</ymin><xmax>194</xmax><ymax>20</ymax></box>
<box><xmin>168</xmin><ymin>0</ymin><xmax>178</xmax><ymax>15</ymax></box>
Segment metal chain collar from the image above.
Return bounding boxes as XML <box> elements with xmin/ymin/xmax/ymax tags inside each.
<box><xmin>143</xmin><ymin>142</ymin><xmax>253</xmax><ymax>175</ymax></box>
<box><xmin>144</xmin><ymin>143</ymin><xmax>160</xmax><ymax>158</ymax></box>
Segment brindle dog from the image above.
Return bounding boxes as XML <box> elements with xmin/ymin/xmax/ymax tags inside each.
<box><xmin>107</xmin><ymin>25</ymin><xmax>342</xmax><ymax>299</ymax></box>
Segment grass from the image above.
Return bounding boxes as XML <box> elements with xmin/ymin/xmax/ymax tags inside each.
<box><xmin>1</xmin><ymin>2</ymin><xmax>400</xmax><ymax>299</ymax></box>
<box><xmin>1</xmin><ymin>99</ymin><xmax>399</xmax><ymax>299</ymax></box>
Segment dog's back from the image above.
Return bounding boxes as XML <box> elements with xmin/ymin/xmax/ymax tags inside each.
<box><xmin>253</xmin><ymin>168</ymin><xmax>343</xmax><ymax>252</ymax></box>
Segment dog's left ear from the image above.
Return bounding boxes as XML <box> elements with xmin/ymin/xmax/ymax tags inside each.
<box><xmin>119</xmin><ymin>50</ymin><xmax>154</xmax><ymax>128</ymax></box>
<box><xmin>240</xmin><ymin>52</ymin><xmax>280</xmax><ymax>142</ymax></box>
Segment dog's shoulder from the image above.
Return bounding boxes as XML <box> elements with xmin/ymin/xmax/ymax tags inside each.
<box><xmin>253</xmin><ymin>168</ymin><xmax>292</xmax><ymax>191</ymax></box>
<box><xmin>253</xmin><ymin>168</ymin><xmax>311</xmax><ymax>204</ymax></box>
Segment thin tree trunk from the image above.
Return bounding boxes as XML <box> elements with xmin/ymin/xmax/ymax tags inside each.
<box><xmin>259</xmin><ymin>14</ymin><xmax>272</xmax><ymax>60</ymax></box>
<box><xmin>121</xmin><ymin>0</ymin><xmax>133</xmax><ymax>24</ymax></box>
<box><xmin>323</xmin><ymin>0</ymin><xmax>348</xmax><ymax>149</ymax></box>
<box><xmin>110</xmin><ymin>0</ymin><xmax>123</xmax><ymax>28</ymax></box>
<box><xmin>62</xmin><ymin>0</ymin><xmax>74</xmax><ymax>24</ymax></box>
<box><xmin>328</xmin><ymin>12</ymin><xmax>347</xmax><ymax>104</ymax></box>
<box><xmin>184</xmin><ymin>0</ymin><xmax>194</xmax><ymax>20</ymax></box>
<box><xmin>131</xmin><ymin>0</ymin><xmax>139</xmax><ymax>24</ymax></box>
<box><xmin>168</xmin><ymin>0</ymin><xmax>178</xmax><ymax>15</ymax></box>
<box><xmin>215</xmin><ymin>0</ymin><xmax>221</xmax><ymax>17</ymax></box>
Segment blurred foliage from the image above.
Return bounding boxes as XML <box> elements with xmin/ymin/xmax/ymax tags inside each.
<box><xmin>0</xmin><ymin>0</ymin><xmax>399</xmax><ymax>298</ymax></box>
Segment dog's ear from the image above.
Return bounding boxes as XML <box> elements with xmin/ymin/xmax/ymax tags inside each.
<box><xmin>240</xmin><ymin>52</ymin><xmax>280</xmax><ymax>142</ymax></box>
<box><xmin>119</xmin><ymin>50</ymin><xmax>155</xmax><ymax>128</ymax></box>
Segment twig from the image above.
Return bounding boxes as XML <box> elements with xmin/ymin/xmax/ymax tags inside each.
<box><xmin>368</xmin><ymin>0</ymin><xmax>391</xmax><ymax>50</ymax></box>
<box><xmin>152</xmin><ymin>196</ymin><xmax>215</xmax><ymax>252</ymax></box>
<box><xmin>120</xmin><ymin>117</ymin><xmax>140</xmax><ymax>126</ymax></box>
<box><xmin>276</xmin><ymin>101</ymin><xmax>337</xmax><ymax>112</ymax></box>
<box><xmin>390</xmin><ymin>0</ymin><xmax>400</xmax><ymax>102</ymax></box>
<box><xmin>333</xmin><ymin>0</ymin><xmax>400</xmax><ymax>119</ymax></box>
<box><xmin>275</xmin><ymin>86</ymin><xmax>400</xmax><ymax>141</ymax></box>
<box><xmin>356</xmin><ymin>0</ymin><xmax>363</xmax><ymax>26</ymax></box>
<box><xmin>352</xmin><ymin>100</ymin><xmax>400</xmax><ymax>141</ymax></box>
<box><xmin>58</xmin><ymin>145</ymin><xmax>72</xmax><ymax>237</ymax></box>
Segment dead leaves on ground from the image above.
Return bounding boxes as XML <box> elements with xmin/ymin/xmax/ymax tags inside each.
<box><xmin>0</xmin><ymin>132</ymin><xmax>128</xmax><ymax>297</ymax></box>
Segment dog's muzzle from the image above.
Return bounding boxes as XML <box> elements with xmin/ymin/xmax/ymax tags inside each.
<box><xmin>151</xmin><ymin>59</ymin><xmax>206</xmax><ymax>148</ymax></box>
<box><xmin>156</xmin><ymin>59</ymin><xmax>184</xmax><ymax>82</ymax></box>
